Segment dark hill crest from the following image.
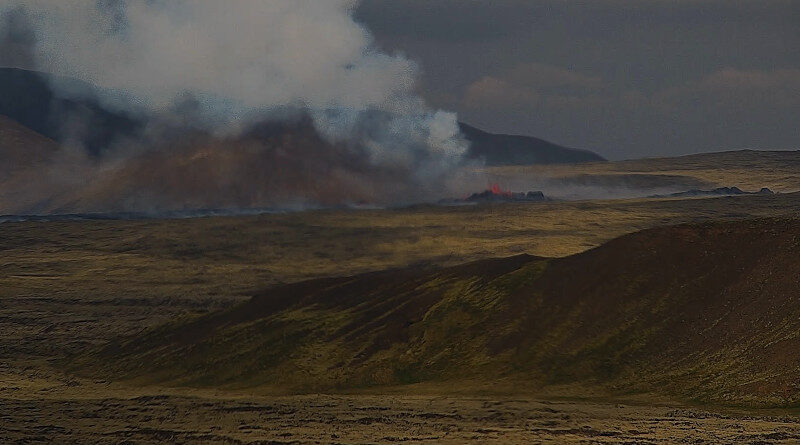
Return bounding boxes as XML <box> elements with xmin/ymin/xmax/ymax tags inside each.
<box><xmin>460</xmin><ymin>122</ymin><xmax>606</xmax><ymax>166</ymax></box>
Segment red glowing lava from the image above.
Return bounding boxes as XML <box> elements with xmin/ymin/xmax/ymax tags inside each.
<box><xmin>490</xmin><ymin>183</ymin><xmax>513</xmax><ymax>197</ymax></box>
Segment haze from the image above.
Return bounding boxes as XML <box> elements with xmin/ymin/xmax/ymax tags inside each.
<box><xmin>357</xmin><ymin>0</ymin><xmax>800</xmax><ymax>159</ymax></box>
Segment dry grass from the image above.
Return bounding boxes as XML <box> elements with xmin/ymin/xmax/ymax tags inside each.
<box><xmin>4</xmin><ymin>193</ymin><xmax>800</xmax><ymax>303</ymax></box>
<box><xmin>3</xmin><ymin>193</ymin><xmax>800</xmax><ymax>368</ymax></box>
<box><xmin>4</xmin><ymin>389</ymin><xmax>800</xmax><ymax>444</ymax></box>
<box><xmin>489</xmin><ymin>150</ymin><xmax>800</xmax><ymax>193</ymax></box>
<box><xmin>4</xmin><ymin>151</ymin><xmax>800</xmax><ymax>442</ymax></box>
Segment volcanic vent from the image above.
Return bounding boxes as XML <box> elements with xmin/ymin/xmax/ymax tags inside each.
<box><xmin>441</xmin><ymin>184</ymin><xmax>550</xmax><ymax>205</ymax></box>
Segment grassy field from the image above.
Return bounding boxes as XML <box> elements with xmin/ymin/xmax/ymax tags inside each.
<box><xmin>3</xmin><ymin>193</ymin><xmax>800</xmax><ymax>366</ymax></box>
<box><xmin>4</xmin><ymin>152</ymin><xmax>800</xmax><ymax>442</ymax></box>
<box><xmin>69</xmin><ymin>219</ymin><xmax>800</xmax><ymax>408</ymax></box>
<box><xmin>5</xmin><ymin>390</ymin><xmax>800</xmax><ymax>443</ymax></box>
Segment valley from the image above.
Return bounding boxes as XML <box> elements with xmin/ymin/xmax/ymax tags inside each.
<box><xmin>3</xmin><ymin>185</ymin><xmax>800</xmax><ymax>442</ymax></box>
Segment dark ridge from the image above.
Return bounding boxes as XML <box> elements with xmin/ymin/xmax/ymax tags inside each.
<box><xmin>459</xmin><ymin>122</ymin><xmax>606</xmax><ymax>166</ymax></box>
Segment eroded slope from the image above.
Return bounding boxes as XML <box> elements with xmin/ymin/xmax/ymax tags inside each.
<box><xmin>77</xmin><ymin>219</ymin><xmax>800</xmax><ymax>406</ymax></box>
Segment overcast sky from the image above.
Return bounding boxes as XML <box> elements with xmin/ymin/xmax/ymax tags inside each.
<box><xmin>356</xmin><ymin>0</ymin><xmax>800</xmax><ymax>159</ymax></box>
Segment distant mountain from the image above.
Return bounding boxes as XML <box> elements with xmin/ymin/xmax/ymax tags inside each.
<box><xmin>0</xmin><ymin>68</ymin><xmax>604</xmax><ymax>167</ymax></box>
<box><xmin>0</xmin><ymin>68</ymin><xmax>608</xmax><ymax>213</ymax></box>
<box><xmin>75</xmin><ymin>218</ymin><xmax>800</xmax><ymax>407</ymax></box>
<box><xmin>0</xmin><ymin>67</ymin><xmax>142</xmax><ymax>156</ymax></box>
<box><xmin>459</xmin><ymin>122</ymin><xmax>605</xmax><ymax>166</ymax></box>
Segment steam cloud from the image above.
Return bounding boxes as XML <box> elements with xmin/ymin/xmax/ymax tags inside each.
<box><xmin>0</xmin><ymin>0</ymin><xmax>472</xmax><ymax>214</ymax></box>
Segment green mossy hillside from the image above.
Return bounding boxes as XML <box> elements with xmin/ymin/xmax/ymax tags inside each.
<box><xmin>76</xmin><ymin>219</ymin><xmax>800</xmax><ymax>407</ymax></box>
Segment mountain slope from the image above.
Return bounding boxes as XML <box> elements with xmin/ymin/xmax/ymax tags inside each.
<box><xmin>75</xmin><ymin>219</ymin><xmax>800</xmax><ymax>406</ymax></box>
<box><xmin>0</xmin><ymin>67</ymin><xmax>142</xmax><ymax>156</ymax></box>
<box><xmin>0</xmin><ymin>115</ymin><xmax>73</xmax><ymax>213</ymax></box>
<box><xmin>0</xmin><ymin>114</ymin><xmax>58</xmax><ymax>174</ymax></box>
<box><xmin>14</xmin><ymin>117</ymin><xmax>445</xmax><ymax>214</ymax></box>
<box><xmin>460</xmin><ymin>122</ymin><xmax>606</xmax><ymax>166</ymax></box>
<box><xmin>0</xmin><ymin>68</ymin><xmax>603</xmax><ymax>168</ymax></box>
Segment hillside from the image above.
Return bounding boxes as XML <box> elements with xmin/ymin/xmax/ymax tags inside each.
<box><xmin>0</xmin><ymin>115</ymin><xmax>68</xmax><ymax>213</ymax></box>
<box><xmin>1</xmin><ymin>68</ymin><xmax>616</xmax><ymax>213</ymax></box>
<box><xmin>0</xmin><ymin>114</ymin><xmax>58</xmax><ymax>174</ymax></box>
<box><xmin>38</xmin><ymin>117</ymin><xmax>411</xmax><ymax>213</ymax></box>
<box><xmin>0</xmin><ymin>68</ymin><xmax>142</xmax><ymax>156</ymax></box>
<box><xmin>460</xmin><ymin>122</ymin><xmax>606</xmax><ymax>166</ymax></box>
<box><xmin>0</xmin><ymin>68</ymin><xmax>601</xmax><ymax>171</ymax></box>
<box><xmin>77</xmin><ymin>218</ymin><xmax>800</xmax><ymax>406</ymax></box>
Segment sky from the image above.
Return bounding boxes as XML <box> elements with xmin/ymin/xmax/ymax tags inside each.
<box><xmin>356</xmin><ymin>0</ymin><xmax>800</xmax><ymax>160</ymax></box>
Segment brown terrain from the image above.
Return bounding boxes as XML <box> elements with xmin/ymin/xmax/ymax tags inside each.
<box><xmin>2</xmin><ymin>88</ymin><xmax>800</xmax><ymax>215</ymax></box>
<box><xmin>5</xmin><ymin>391</ymin><xmax>800</xmax><ymax>444</ymax></box>
<box><xmin>78</xmin><ymin>219</ymin><xmax>800</xmax><ymax>407</ymax></box>
<box><xmin>0</xmin><ymin>115</ymin><xmax>58</xmax><ymax>173</ymax></box>
<box><xmin>4</xmin><ymin>206</ymin><xmax>800</xmax><ymax>442</ymax></box>
<box><xmin>3</xmin><ymin>108</ymin><xmax>800</xmax><ymax>442</ymax></box>
<box><xmin>0</xmin><ymin>114</ymin><xmax>416</xmax><ymax>214</ymax></box>
<box><xmin>488</xmin><ymin>149</ymin><xmax>800</xmax><ymax>200</ymax></box>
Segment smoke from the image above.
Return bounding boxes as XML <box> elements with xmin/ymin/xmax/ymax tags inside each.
<box><xmin>0</xmin><ymin>6</ymin><xmax>37</xmax><ymax>68</ymax></box>
<box><xmin>0</xmin><ymin>0</ymin><xmax>473</xmax><ymax>213</ymax></box>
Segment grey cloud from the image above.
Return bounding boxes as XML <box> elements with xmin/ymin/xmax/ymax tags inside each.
<box><xmin>457</xmin><ymin>63</ymin><xmax>800</xmax><ymax>159</ymax></box>
<box><xmin>502</xmin><ymin>64</ymin><xmax>604</xmax><ymax>90</ymax></box>
<box><xmin>357</xmin><ymin>0</ymin><xmax>800</xmax><ymax>159</ymax></box>
<box><xmin>0</xmin><ymin>0</ymin><xmax>479</xmax><ymax>212</ymax></box>
<box><xmin>463</xmin><ymin>63</ymin><xmax>604</xmax><ymax>109</ymax></box>
<box><xmin>651</xmin><ymin>68</ymin><xmax>800</xmax><ymax>116</ymax></box>
<box><xmin>0</xmin><ymin>6</ymin><xmax>37</xmax><ymax>69</ymax></box>
<box><xmin>684</xmin><ymin>68</ymin><xmax>800</xmax><ymax>92</ymax></box>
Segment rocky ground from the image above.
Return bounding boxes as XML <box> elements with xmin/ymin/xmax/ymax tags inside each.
<box><xmin>4</xmin><ymin>388</ymin><xmax>800</xmax><ymax>444</ymax></box>
<box><xmin>4</xmin><ymin>193</ymin><xmax>800</xmax><ymax>443</ymax></box>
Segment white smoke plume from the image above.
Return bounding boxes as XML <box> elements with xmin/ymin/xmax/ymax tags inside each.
<box><xmin>0</xmin><ymin>0</ymin><xmax>472</xmax><ymax>213</ymax></box>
